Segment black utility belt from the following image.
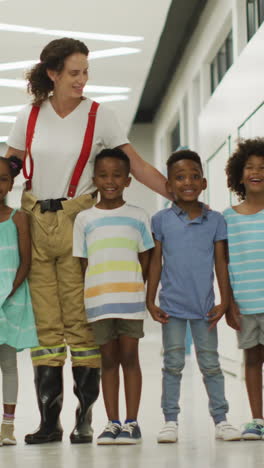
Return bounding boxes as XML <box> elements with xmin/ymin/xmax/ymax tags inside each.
<box><xmin>37</xmin><ymin>198</ymin><xmax>67</xmax><ymax>213</ymax></box>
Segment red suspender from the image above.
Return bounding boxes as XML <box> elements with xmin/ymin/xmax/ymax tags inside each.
<box><xmin>68</xmin><ymin>100</ymin><xmax>99</xmax><ymax>197</ymax></box>
<box><xmin>23</xmin><ymin>105</ymin><xmax>40</xmax><ymax>190</ymax></box>
<box><xmin>23</xmin><ymin>101</ymin><xmax>100</xmax><ymax>195</ymax></box>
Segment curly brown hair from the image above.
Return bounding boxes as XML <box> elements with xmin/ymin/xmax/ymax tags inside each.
<box><xmin>26</xmin><ymin>37</ymin><xmax>89</xmax><ymax>105</ymax></box>
<box><xmin>225</xmin><ymin>138</ymin><xmax>264</xmax><ymax>200</ymax></box>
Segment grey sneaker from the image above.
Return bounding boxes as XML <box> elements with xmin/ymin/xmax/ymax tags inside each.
<box><xmin>115</xmin><ymin>422</ymin><xmax>141</xmax><ymax>445</ymax></box>
<box><xmin>97</xmin><ymin>421</ymin><xmax>122</xmax><ymax>445</ymax></box>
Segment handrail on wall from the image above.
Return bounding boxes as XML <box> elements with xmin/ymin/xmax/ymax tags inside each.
<box><xmin>238</xmin><ymin>101</ymin><xmax>264</xmax><ymax>135</ymax></box>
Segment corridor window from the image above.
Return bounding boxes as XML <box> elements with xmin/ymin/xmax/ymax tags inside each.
<box><xmin>170</xmin><ymin>121</ymin><xmax>181</xmax><ymax>151</ymax></box>
<box><xmin>247</xmin><ymin>0</ymin><xmax>264</xmax><ymax>40</ymax></box>
<box><xmin>210</xmin><ymin>31</ymin><xmax>233</xmax><ymax>94</ymax></box>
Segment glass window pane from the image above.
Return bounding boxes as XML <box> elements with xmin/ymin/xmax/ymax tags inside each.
<box><xmin>210</xmin><ymin>62</ymin><xmax>216</xmax><ymax>93</ymax></box>
<box><xmin>247</xmin><ymin>0</ymin><xmax>257</xmax><ymax>40</ymax></box>
<box><xmin>226</xmin><ymin>32</ymin><xmax>233</xmax><ymax>69</ymax></box>
<box><xmin>171</xmin><ymin>121</ymin><xmax>181</xmax><ymax>151</ymax></box>
<box><xmin>258</xmin><ymin>0</ymin><xmax>264</xmax><ymax>24</ymax></box>
<box><xmin>217</xmin><ymin>44</ymin><xmax>227</xmax><ymax>82</ymax></box>
<box><xmin>210</xmin><ymin>29</ymin><xmax>232</xmax><ymax>94</ymax></box>
<box><xmin>213</xmin><ymin>59</ymin><xmax>218</xmax><ymax>90</ymax></box>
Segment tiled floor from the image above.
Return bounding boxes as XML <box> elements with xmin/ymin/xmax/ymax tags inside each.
<box><xmin>0</xmin><ymin>318</ymin><xmax>263</xmax><ymax>468</ymax></box>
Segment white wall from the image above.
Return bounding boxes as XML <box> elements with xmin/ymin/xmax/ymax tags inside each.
<box><xmin>127</xmin><ymin>123</ymin><xmax>158</xmax><ymax>217</ymax></box>
<box><xmin>200</xmin><ymin>25</ymin><xmax>264</xmax><ymax>163</ymax></box>
<box><xmin>151</xmin><ymin>0</ymin><xmax>264</xmax><ymax>377</ymax></box>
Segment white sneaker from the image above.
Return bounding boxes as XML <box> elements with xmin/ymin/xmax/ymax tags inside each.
<box><xmin>215</xmin><ymin>420</ymin><xmax>241</xmax><ymax>441</ymax></box>
<box><xmin>157</xmin><ymin>421</ymin><xmax>178</xmax><ymax>443</ymax></box>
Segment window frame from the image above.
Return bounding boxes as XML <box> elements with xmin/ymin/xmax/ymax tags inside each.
<box><xmin>210</xmin><ymin>30</ymin><xmax>233</xmax><ymax>94</ymax></box>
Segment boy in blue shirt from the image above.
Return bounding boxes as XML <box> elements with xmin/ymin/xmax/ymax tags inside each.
<box><xmin>147</xmin><ymin>150</ymin><xmax>241</xmax><ymax>443</ymax></box>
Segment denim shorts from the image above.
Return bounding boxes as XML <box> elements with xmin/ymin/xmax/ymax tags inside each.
<box><xmin>90</xmin><ymin>318</ymin><xmax>144</xmax><ymax>346</ymax></box>
<box><xmin>237</xmin><ymin>313</ymin><xmax>264</xmax><ymax>349</ymax></box>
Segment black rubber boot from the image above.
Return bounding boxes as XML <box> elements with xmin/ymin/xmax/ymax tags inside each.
<box><xmin>70</xmin><ymin>367</ymin><xmax>100</xmax><ymax>444</ymax></box>
<box><xmin>25</xmin><ymin>366</ymin><xmax>63</xmax><ymax>444</ymax></box>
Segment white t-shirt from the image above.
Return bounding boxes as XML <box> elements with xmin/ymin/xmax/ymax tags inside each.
<box><xmin>72</xmin><ymin>203</ymin><xmax>154</xmax><ymax>322</ymax></box>
<box><xmin>8</xmin><ymin>99</ymin><xmax>129</xmax><ymax>199</ymax></box>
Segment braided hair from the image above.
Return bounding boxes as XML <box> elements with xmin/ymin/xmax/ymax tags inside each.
<box><xmin>0</xmin><ymin>156</ymin><xmax>22</xmax><ymax>178</ymax></box>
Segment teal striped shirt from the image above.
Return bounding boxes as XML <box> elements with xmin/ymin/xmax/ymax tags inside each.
<box><xmin>224</xmin><ymin>207</ymin><xmax>264</xmax><ymax>315</ymax></box>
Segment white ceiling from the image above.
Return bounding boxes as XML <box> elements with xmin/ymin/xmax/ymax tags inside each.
<box><xmin>0</xmin><ymin>0</ymin><xmax>172</xmax><ymax>143</ymax></box>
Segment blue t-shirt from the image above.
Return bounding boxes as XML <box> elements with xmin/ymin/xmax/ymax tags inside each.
<box><xmin>224</xmin><ymin>207</ymin><xmax>264</xmax><ymax>315</ymax></box>
<box><xmin>151</xmin><ymin>203</ymin><xmax>227</xmax><ymax>319</ymax></box>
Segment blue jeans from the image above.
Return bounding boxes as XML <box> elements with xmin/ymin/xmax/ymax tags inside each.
<box><xmin>161</xmin><ymin>317</ymin><xmax>229</xmax><ymax>424</ymax></box>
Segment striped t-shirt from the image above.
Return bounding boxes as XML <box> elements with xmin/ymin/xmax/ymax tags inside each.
<box><xmin>224</xmin><ymin>207</ymin><xmax>264</xmax><ymax>315</ymax></box>
<box><xmin>73</xmin><ymin>203</ymin><xmax>154</xmax><ymax>322</ymax></box>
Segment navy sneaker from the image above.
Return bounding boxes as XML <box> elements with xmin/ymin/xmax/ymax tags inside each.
<box><xmin>241</xmin><ymin>420</ymin><xmax>264</xmax><ymax>440</ymax></box>
<box><xmin>97</xmin><ymin>421</ymin><xmax>122</xmax><ymax>445</ymax></box>
<box><xmin>115</xmin><ymin>421</ymin><xmax>141</xmax><ymax>445</ymax></box>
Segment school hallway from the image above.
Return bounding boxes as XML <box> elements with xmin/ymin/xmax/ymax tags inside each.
<box><xmin>0</xmin><ymin>318</ymin><xmax>262</xmax><ymax>468</ymax></box>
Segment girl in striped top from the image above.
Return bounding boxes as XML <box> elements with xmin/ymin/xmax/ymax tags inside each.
<box><xmin>224</xmin><ymin>138</ymin><xmax>264</xmax><ymax>440</ymax></box>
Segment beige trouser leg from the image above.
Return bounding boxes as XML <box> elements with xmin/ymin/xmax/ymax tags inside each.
<box><xmin>21</xmin><ymin>192</ymin><xmax>101</xmax><ymax>368</ymax></box>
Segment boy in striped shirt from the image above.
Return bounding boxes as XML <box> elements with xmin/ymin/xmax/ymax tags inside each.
<box><xmin>225</xmin><ymin>138</ymin><xmax>264</xmax><ymax>440</ymax></box>
<box><xmin>73</xmin><ymin>148</ymin><xmax>154</xmax><ymax>445</ymax></box>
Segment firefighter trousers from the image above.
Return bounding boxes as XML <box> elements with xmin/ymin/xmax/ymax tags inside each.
<box><xmin>21</xmin><ymin>191</ymin><xmax>101</xmax><ymax>368</ymax></box>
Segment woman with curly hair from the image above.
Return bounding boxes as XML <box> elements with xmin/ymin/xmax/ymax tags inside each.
<box><xmin>224</xmin><ymin>138</ymin><xmax>264</xmax><ymax>441</ymax></box>
<box><xmin>5</xmin><ymin>37</ymin><xmax>169</xmax><ymax>445</ymax></box>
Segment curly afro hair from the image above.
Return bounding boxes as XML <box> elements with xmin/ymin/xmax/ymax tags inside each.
<box><xmin>225</xmin><ymin>138</ymin><xmax>264</xmax><ymax>200</ymax></box>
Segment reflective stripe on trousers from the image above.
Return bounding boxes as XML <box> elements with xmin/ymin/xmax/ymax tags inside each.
<box><xmin>31</xmin><ymin>345</ymin><xmax>101</xmax><ymax>366</ymax></box>
<box><xmin>31</xmin><ymin>345</ymin><xmax>67</xmax><ymax>362</ymax></box>
<box><xmin>70</xmin><ymin>347</ymin><xmax>101</xmax><ymax>363</ymax></box>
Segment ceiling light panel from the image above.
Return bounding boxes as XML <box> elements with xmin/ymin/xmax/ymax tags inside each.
<box><xmin>0</xmin><ymin>23</ymin><xmax>144</xmax><ymax>43</ymax></box>
<box><xmin>0</xmin><ymin>79</ymin><xmax>26</xmax><ymax>88</ymax></box>
<box><xmin>0</xmin><ymin>136</ymin><xmax>8</xmax><ymax>143</ymax></box>
<box><xmin>90</xmin><ymin>95</ymin><xmax>128</xmax><ymax>103</ymax></box>
<box><xmin>90</xmin><ymin>48</ymin><xmax>140</xmax><ymax>59</ymax></box>
<box><xmin>0</xmin><ymin>48</ymin><xmax>140</xmax><ymax>72</ymax></box>
<box><xmin>0</xmin><ymin>105</ymin><xmax>24</xmax><ymax>113</ymax></box>
<box><xmin>0</xmin><ymin>115</ymin><xmax>16</xmax><ymax>123</ymax></box>
<box><xmin>0</xmin><ymin>61</ymin><xmax>37</xmax><ymax>71</ymax></box>
<box><xmin>84</xmin><ymin>85</ymin><xmax>130</xmax><ymax>94</ymax></box>
<box><xmin>0</xmin><ymin>79</ymin><xmax>131</xmax><ymax>94</ymax></box>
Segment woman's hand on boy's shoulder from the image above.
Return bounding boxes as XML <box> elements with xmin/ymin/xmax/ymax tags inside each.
<box><xmin>147</xmin><ymin>303</ymin><xmax>169</xmax><ymax>324</ymax></box>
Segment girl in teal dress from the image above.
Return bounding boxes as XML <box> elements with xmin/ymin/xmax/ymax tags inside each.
<box><xmin>0</xmin><ymin>156</ymin><xmax>38</xmax><ymax>446</ymax></box>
